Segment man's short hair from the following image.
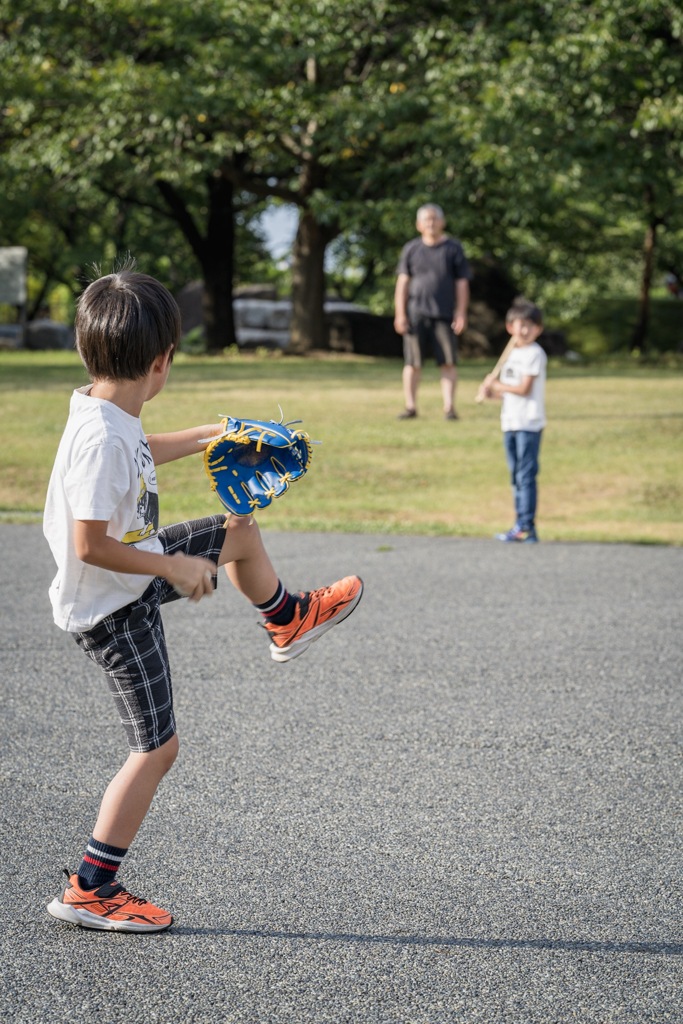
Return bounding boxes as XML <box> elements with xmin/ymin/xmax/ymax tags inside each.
<box><xmin>76</xmin><ymin>269</ymin><xmax>181</xmax><ymax>381</ymax></box>
<box><xmin>417</xmin><ymin>203</ymin><xmax>445</xmax><ymax>222</ymax></box>
<box><xmin>505</xmin><ymin>299</ymin><xmax>543</xmax><ymax>326</ymax></box>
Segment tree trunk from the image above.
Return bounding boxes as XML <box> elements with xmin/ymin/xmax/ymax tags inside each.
<box><xmin>289</xmin><ymin>210</ymin><xmax>337</xmax><ymax>353</ymax></box>
<box><xmin>630</xmin><ymin>184</ymin><xmax>658</xmax><ymax>353</ymax></box>
<box><xmin>157</xmin><ymin>172</ymin><xmax>237</xmax><ymax>353</ymax></box>
<box><xmin>201</xmin><ymin>172</ymin><xmax>236</xmax><ymax>353</ymax></box>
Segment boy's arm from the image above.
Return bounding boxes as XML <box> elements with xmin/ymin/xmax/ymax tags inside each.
<box><xmin>73</xmin><ymin>520</ymin><xmax>215</xmax><ymax>601</ymax></box>
<box><xmin>487</xmin><ymin>374</ymin><xmax>534</xmax><ymax>398</ymax></box>
<box><xmin>146</xmin><ymin>423</ymin><xmax>223</xmax><ymax>465</ymax></box>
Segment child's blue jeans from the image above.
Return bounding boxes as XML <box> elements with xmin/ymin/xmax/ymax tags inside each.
<box><xmin>503</xmin><ymin>429</ymin><xmax>543</xmax><ymax>531</ymax></box>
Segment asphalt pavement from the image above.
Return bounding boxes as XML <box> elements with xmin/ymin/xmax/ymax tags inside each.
<box><xmin>1</xmin><ymin>524</ymin><xmax>681</xmax><ymax>1023</ymax></box>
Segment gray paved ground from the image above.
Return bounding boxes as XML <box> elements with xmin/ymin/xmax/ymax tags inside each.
<box><xmin>0</xmin><ymin>524</ymin><xmax>681</xmax><ymax>1023</ymax></box>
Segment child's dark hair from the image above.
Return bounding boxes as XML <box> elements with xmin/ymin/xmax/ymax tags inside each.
<box><xmin>506</xmin><ymin>298</ymin><xmax>543</xmax><ymax>326</ymax></box>
<box><xmin>75</xmin><ymin>270</ymin><xmax>181</xmax><ymax>381</ymax></box>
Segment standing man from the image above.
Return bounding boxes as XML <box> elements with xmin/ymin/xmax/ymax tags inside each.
<box><xmin>394</xmin><ymin>203</ymin><xmax>471</xmax><ymax>420</ymax></box>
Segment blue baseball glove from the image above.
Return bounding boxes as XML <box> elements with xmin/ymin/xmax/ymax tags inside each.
<box><xmin>202</xmin><ymin>414</ymin><xmax>314</xmax><ymax>516</ymax></box>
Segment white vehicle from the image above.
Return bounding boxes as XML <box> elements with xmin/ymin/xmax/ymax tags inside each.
<box><xmin>233</xmin><ymin>297</ymin><xmax>374</xmax><ymax>350</ymax></box>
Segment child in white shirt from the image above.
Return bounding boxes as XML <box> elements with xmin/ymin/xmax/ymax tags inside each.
<box><xmin>480</xmin><ymin>300</ymin><xmax>547</xmax><ymax>543</ymax></box>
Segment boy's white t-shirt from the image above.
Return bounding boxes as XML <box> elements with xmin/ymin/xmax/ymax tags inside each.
<box><xmin>499</xmin><ymin>342</ymin><xmax>547</xmax><ymax>432</ymax></box>
<box><xmin>43</xmin><ymin>386</ymin><xmax>164</xmax><ymax>632</ymax></box>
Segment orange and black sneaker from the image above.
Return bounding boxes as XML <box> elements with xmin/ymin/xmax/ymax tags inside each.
<box><xmin>264</xmin><ymin>575</ymin><xmax>364</xmax><ymax>663</ymax></box>
<box><xmin>47</xmin><ymin>869</ymin><xmax>173</xmax><ymax>933</ymax></box>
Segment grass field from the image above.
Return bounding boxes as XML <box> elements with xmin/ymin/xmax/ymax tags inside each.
<box><xmin>1</xmin><ymin>349</ymin><xmax>682</xmax><ymax>545</ymax></box>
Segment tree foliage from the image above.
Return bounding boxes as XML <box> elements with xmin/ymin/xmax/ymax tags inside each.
<box><xmin>1</xmin><ymin>0</ymin><xmax>681</xmax><ymax>350</ymax></box>
<box><xmin>417</xmin><ymin>0</ymin><xmax>683</xmax><ymax>337</ymax></box>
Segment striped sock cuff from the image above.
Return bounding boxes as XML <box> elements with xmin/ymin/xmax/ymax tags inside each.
<box><xmin>78</xmin><ymin>837</ymin><xmax>128</xmax><ymax>888</ymax></box>
<box><xmin>255</xmin><ymin>581</ymin><xmax>297</xmax><ymax>626</ymax></box>
<box><xmin>255</xmin><ymin>581</ymin><xmax>285</xmax><ymax>615</ymax></box>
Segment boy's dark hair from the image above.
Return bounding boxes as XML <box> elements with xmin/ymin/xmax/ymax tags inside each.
<box><xmin>75</xmin><ymin>270</ymin><xmax>181</xmax><ymax>381</ymax></box>
<box><xmin>505</xmin><ymin>299</ymin><xmax>543</xmax><ymax>326</ymax></box>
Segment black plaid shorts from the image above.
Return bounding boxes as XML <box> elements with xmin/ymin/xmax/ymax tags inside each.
<box><xmin>74</xmin><ymin>515</ymin><xmax>228</xmax><ymax>753</ymax></box>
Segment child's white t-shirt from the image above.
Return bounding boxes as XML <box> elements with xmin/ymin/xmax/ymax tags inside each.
<box><xmin>43</xmin><ymin>386</ymin><xmax>163</xmax><ymax>632</ymax></box>
<box><xmin>499</xmin><ymin>342</ymin><xmax>547</xmax><ymax>432</ymax></box>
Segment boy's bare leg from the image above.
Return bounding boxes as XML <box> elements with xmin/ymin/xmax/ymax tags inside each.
<box><xmin>91</xmin><ymin>734</ymin><xmax>179</xmax><ymax>849</ymax></box>
<box><xmin>440</xmin><ymin>364</ymin><xmax>457</xmax><ymax>413</ymax></box>
<box><xmin>218</xmin><ymin>513</ymin><xmax>363</xmax><ymax>664</ymax></box>
<box><xmin>402</xmin><ymin>364</ymin><xmax>421</xmax><ymax>412</ymax></box>
<box><xmin>218</xmin><ymin>514</ymin><xmax>279</xmax><ymax>603</ymax></box>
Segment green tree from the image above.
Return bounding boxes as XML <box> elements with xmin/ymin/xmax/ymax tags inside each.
<box><xmin>417</xmin><ymin>0</ymin><xmax>683</xmax><ymax>344</ymax></box>
<box><xmin>215</xmin><ymin>1</ymin><xmax>466</xmax><ymax>350</ymax></box>
<box><xmin>1</xmin><ymin>0</ymin><xmax>471</xmax><ymax>350</ymax></box>
<box><xmin>4</xmin><ymin>0</ymin><xmax>680</xmax><ymax>353</ymax></box>
<box><xmin>1</xmin><ymin>1</ymin><xmax>284</xmax><ymax>345</ymax></box>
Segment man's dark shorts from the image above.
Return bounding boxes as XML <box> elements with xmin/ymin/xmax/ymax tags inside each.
<box><xmin>403</xmin><ymin>316</ymin><xmax>458</xmax><ymax>368</ymax></box>
<box><xmin>73</xmin><ymin>515</ymin><xmax>228</xmax><ymax>753</ymax></box>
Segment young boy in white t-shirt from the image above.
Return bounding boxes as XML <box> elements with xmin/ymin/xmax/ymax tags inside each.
<box><xmin>43</xmin><ymin>266</ymin><xmax>363</xmax><ymax>932</ymax></box>
<box><xmin>480</xmin><ymin>300</ymin><xmax>547</xmax><ymax>543</ymax></box>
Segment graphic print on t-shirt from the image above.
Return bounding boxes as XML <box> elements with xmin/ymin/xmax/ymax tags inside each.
<box><xmin>501</xmin><ymin>362</ymin><xmax>521</xmax><ymax>386</ymax></box>
<box><xmin>122</xmin><ymin>438</ymin><xmax>159</xmax><ymax>544</ymax></box>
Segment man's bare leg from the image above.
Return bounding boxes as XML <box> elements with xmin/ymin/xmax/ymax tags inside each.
<box><xmin>402</xmin><ymin>364</ymin><xmax>421</xmax><ymax>414</ymax></box>
<box><xmin>441</xmin><ymin>364</ymin><xmax>457</xmax><ymax>417</ymax></box>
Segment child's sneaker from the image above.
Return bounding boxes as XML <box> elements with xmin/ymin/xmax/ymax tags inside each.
<box><xmin>265</xmin><ymin>575</ymin><xmax>364</xmax><ymax>662</ymax></box>
<box><xmin>47</xmin><ymin>869</ymin><xmax>173</xmax><ymax>932</ymax></box>
<box><xmin>495</xmin><ymin>525</ymin><xmax>539</xmax><ymax>543</ymax></box>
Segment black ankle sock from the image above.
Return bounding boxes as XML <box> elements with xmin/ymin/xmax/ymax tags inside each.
<box><xmin>256</xmin><ymin>582</ymin><xmax>297</xmax><ymax>625</ymax></box>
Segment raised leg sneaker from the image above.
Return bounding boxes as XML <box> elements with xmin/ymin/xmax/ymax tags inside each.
<box><xmin>265</xmin><ymin>575</ymin><xmax>364</xmax><ymax>663</ymax></box>
<box><xmin>495</xmin><ymin>526</ymin><xmax>538</xmax><ymax>543</ymax></box>
<box><xmin>47</xmin><ymin>869</ymin><xmax>173</xmax><ymax>933</ymax></box>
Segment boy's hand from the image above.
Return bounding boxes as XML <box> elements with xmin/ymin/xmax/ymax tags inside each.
<box><xmin>73</xmin><ymin>521</ymin><xmax>214</xmax><ymax>601</ymax></box>
<box><xmin>165</xmin><ymin>552</ymin><xmax>216</xmax><ymax>602</ymax></box>
<box><xmin>475</xmin><ymin>375</ymin><xmax>495</xmax><ymax>403</ymax></box>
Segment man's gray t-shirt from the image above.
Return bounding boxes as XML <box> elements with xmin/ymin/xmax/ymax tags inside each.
<box><xmin>397</xmin><ymin>237</ymin><xmax>471</xmax><ymax>322</ymax></box>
